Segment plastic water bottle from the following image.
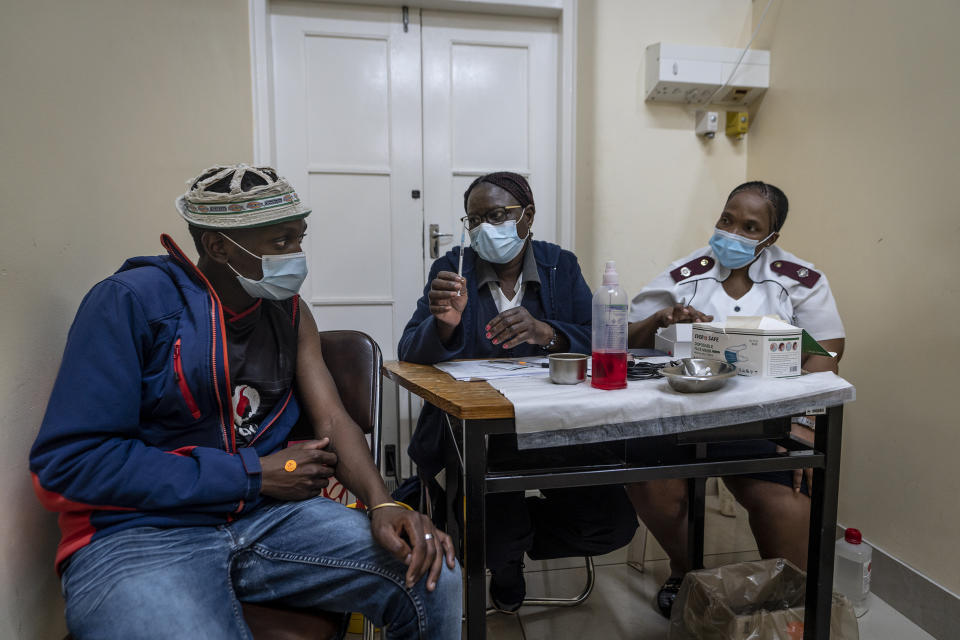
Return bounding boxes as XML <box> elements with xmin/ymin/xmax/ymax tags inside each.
<box><xmin>591</xmin><ymin>261</ymin><xmax>628</xmax><ymax>390</ymax></box>
<box><xmin>834</xmin><ymin>527</ymin><xmax>872</xmax><ymax>616</ymax></box>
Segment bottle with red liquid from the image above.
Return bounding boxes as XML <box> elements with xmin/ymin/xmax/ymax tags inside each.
<box><xmin>591</xmin><ymin>261</ymin><xmax>628</xmax><ymax>390</ymax></box>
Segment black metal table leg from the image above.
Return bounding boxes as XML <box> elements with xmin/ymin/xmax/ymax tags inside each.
<box><xmin>804</xmin><ymin>405</ymin><xmax>843</xmax><ymax>639</ymax></box>
<box><xmin>464</xmin><ymin>419</ymin><xmax>490</xmax><ymax>640</ymax></box>
<box><xmin>687</xmin><ymin>444</ymin><xmax>707</xmax><ymax>572</ymax></box>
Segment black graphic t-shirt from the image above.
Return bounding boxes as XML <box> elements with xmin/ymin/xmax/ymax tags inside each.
<box><xmin>223</xmin><ymin>297</ymin><xmax>300</xmax><ymax>446</ymax></box>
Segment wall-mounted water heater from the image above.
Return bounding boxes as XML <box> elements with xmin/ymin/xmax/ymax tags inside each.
<box><xmin>645</xmin><ymin>43</ymin><xmax>769</xmax><ymax>106</ymax></box>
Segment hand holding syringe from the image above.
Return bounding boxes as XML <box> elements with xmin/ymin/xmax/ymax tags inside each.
<box><xmin>428</xmin><ymin>223</ymin><xmax>469</xmax><ymax>341</ymax></box>
<box><xmin>428</xmin><ymin>270</ymin><xmax>468</xmax><ymax>331</ymax></box>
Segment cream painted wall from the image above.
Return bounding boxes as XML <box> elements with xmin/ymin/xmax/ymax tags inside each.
<box><xmin>746</xmin><ymin>0</ymin><xmax>960</xmax><ymax>593</ymax></box>
<box><xmin>576</xmin><ymin>0</ymin><xmax>753</xmax><ymax>293</ymax></box>
<box><xmin>0</xmin><ymin>1</ymin><xmax>253</xmax><ymax>636</ymax></box>
<box><xmin>7</xmin><ymin>2</ymin><xmax>957</xmax><ymax>637</ymax></box>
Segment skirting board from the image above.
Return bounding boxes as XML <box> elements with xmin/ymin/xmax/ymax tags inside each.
<box><xmin>837</xmin><ymin>525</ymin><xmax>960</xmax><ymax>640</ymax></box>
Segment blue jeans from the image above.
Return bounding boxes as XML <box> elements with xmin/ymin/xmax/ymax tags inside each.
<box><xmin>62</xmin><ymin>497</ymin><xmax>462</xmax><ymax>639</ymax></box>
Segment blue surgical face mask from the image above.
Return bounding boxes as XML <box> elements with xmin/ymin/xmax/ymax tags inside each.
<box><xmin>709</xmin><ymin>228</ymin><xmax>775</xmax><ymax>269</ymax></box>
<box><xmin>220</xmin><ymin>233</ymin><xmax>308</xmax><ymax>300</ymax></box>
<box><xmin>468</xmin><ymin>212</ymin><xmax>529</xmax><ymax>264</ymax></box>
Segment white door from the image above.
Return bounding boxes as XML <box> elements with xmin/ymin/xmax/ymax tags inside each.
<box><xmin>421</xmin><ymin>11</ymin><xmax>559</xmax><ymax>272</ymax></box>
<box><xmin>270</xmin><ymin>4</ymin><xmax>560</xmax><ymax>481</ymax></box>
<box><xmin>272</xmin><ymin>3</ymin><xmax>423</xmax><ymax>362</ymax></box>
<box><xmin>272</xmin><ymin>2</ymin><xmax>425</xmax><ymax>483</ymax></box>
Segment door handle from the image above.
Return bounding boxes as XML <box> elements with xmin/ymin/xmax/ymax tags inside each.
<box><xmin>429</xmin><ymin>224</ymin><xmax>453</xmax><ymax>259</ymax></box>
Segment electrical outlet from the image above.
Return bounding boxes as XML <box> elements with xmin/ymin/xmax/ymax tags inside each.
<box><xmin>384</xmin><ymin>444</ymin><xmax>397</xmax><ymax>478</ymax></box>
<box><xmin>384</xmin><ymin>444</ymin><xmax>398</xmax><ymax>492</ymax></box>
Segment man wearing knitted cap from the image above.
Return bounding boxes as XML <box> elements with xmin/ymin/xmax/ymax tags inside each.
<box><xmin>399</xmin><ymin>172</ymin><xmax>638</xmax><ymax>612</ymax></box>
<box><xmin>30</xmin><ymin>164</ymin><xmax>461</xmax><ymax>639</ymax></box>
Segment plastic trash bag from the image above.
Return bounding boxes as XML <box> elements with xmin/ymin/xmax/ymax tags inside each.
<box><xmin>669</xmin><ymin>558</ymin><xmax>859</xmax><ymax>640</ymax></box>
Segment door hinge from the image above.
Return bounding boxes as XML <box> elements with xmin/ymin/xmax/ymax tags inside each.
<box><xmin>402</xmin><ymin>6</ymin><xmax>409</xmax><ymax>32</ymax></box>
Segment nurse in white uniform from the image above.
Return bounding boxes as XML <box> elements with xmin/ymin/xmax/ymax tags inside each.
<box><xmin>626</xmin><ymin>181</ymin><xmax>846</xmax><ymax>618</ymax></box>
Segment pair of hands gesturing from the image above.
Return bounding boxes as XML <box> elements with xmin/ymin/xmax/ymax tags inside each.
<box><xmin>429</xmin><ymin>271</ymin><xmax>552</xmax><ymax>349</ymax></box>
<box><xmin>260</xmin><ymin>439</ymin><xmax>455</xmax><ymax>591</ymax></box>
<box><xmin>653</xmin><ymin>302</ymin><xmax>713</xmax><ymax>328</ymax></box>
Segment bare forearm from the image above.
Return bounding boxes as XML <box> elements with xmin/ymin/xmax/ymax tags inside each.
<box><xmin>628</xmin><ymin>316</ymin><xmax>660</xmax><ymax>349</ymax></box>
<box><xmin>801</xmin><ymin>338</ymin><xmax>844</xmax><ymax>374</ymax></box>
<box><xmin>316</xmin><ymin>418</ymin><xmax>391</xmax><ymax>507</ymax></box>
<box><xmin>436</xmin><ymin>317</ymin><xmax>457</xmax><ymax>345</ymax></box>
<box><xmin>295</xmin><ymin>313</ymin><xmax>392</xmax><ymax>507</ymax></box>
<box><xmin>628</xmin><ymin>305</ymin><xmax>712</xmax><ymax>349</ymax></box>
<box><xmin>801</xmin><ymin>354</ymin><xmax>838</xmax><ymax>373</ymax></box>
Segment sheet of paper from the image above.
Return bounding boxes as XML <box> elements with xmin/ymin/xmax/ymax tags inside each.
<box><xmin>434</xmin><ymin>357</ymin><xmax>551</xmax><ymax>381</ymax></box>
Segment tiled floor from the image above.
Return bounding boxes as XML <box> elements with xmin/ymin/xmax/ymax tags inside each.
<box><xmin>483</xmin><ymin>559</ymin><xmax>934</xmax><ymax>639</ymax></box>
<box><xmin>351</xmin><ymin>489</ymin><xmax>935</xmax><ymax>639</ymax></box>
<box><xmin>490</xmin><ymin>491</ymin><xmax>935</xmax><ymax>639</ymax></box>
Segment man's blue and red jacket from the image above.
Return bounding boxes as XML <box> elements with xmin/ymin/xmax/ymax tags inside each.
<box><xmin>29</xmin><ymin>235</ymin><xmax>301</xmax><ymax>572</ymax></box>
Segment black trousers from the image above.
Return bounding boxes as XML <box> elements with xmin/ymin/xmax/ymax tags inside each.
<box><xmin>483</xmin><ymin>436</ymin><xmax>639</xmax><ymax>570</ymax></box>
<box><xmin>485</xmin><ymin>485</ymin><xmax>638</xmax><ymax>570</ymax></box>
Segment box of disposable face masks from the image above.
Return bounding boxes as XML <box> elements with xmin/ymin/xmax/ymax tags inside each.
<box><xmin>691</xmin><ymin>316</ymin><xmax>802</xmax><ymax>377</ymax></box>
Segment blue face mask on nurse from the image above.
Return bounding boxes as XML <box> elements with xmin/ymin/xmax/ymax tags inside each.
<box><xmin>709</xmin><ymin>191</ymin><xmax>780</xmax><ymax>269</ymax></box>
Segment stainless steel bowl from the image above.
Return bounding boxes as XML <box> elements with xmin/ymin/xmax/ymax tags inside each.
<box><xmin>548</xmin><ymin>353</ymin><xmax>588</xmax><ymax>384</ymax></box>
<box><xmin>660</xmin><ymin>358</ymin><xmax>737</xmax><ymax>393</ymax></box>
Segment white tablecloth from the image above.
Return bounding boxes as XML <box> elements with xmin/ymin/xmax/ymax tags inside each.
<box><xmin>491</xmin><ymin>372</ymin><xmax>855</xmax><ymax>449</ymax></box>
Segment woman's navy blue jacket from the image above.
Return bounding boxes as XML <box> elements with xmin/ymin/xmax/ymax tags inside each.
<box><xmin>398</xmin><ymin>240</ymin><xmax>593</xmax><ymax>476</ymax></box>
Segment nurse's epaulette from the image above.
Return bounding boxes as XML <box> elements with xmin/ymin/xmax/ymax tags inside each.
<box><xmin>671</xmin><ymin>256</ymin><xmax>715</xmax><ymax>282</ymax></box>
<box><xmin>771</xmin><ymin>260</ymin><xmax>821</xmax><ymax>287</ymax></box>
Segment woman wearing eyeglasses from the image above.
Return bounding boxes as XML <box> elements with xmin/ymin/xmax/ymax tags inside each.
<box><xmin>399</xmin><ymin>172</ymin><xmax>638</xmax><ymax>613</ymax></box>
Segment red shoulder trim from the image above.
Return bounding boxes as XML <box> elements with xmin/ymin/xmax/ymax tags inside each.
<box><xmin>670</xmin><ymin>256</ymin><xmax>715</xmax><ymax>282</ymax></box>
<box><xmin>770</xmin><ymin>260</ymin><xmax>821</xmax><ymax>288</ymax></box>
<box><xmin>223</xmin><ymin>299</ymin><xmax>262</xmax><ymax>323</ymax></box>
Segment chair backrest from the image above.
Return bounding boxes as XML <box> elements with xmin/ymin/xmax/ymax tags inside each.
<box><xmin>313</xmin><ymin>330</ymin><xmax>383</xmax><ymax>467</ymax></box>
<box><xmin>243</xmin><ymin>330</ymin><xmax>382</xmax><ymax>640</ymax></box>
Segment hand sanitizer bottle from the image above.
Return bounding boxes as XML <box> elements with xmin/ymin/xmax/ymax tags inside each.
<box><xmin>591</xmin><ymin>261</ymin><xmax>628</xmax><ymax>390</ymax></box>
<box><xmin>834</xmin><ymin>527</ymin><xmax>872</xmax><ymax>616</ymax></box>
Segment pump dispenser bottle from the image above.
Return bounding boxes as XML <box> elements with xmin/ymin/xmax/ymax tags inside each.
<box><xmin>591</xmin><ymin>261</ymin><xmax>628</xmax><ymax>390</ymax></box>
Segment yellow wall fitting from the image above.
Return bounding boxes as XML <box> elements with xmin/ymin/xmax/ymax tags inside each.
<box><xmin>726</xmin><ymin>111</ymin><xmax>749</xmax><ymax>138</ymax></box>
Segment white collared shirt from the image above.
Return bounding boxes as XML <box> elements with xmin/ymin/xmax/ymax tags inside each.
<box><xmin>628</xmin><ymin>245</ymin><xmax>845</xmax><ymax>341</ymax></box>
<box><xmin>488</xmin><ymin>271</ymin><xmax>525</xmax><ymax>313</ymax></box>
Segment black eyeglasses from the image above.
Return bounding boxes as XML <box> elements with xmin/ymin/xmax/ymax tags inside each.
<box><xmin>460</xmin><ymin>205</ymin><xmax>524</xmax><ymax>229</ymax></box>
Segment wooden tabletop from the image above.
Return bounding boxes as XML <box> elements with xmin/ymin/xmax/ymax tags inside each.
<box><xmin>381</xmin><ymin>360</ymin><xmax>515</xmax><ymax>420</ymax></box>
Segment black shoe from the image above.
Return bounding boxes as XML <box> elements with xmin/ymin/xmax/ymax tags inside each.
<box><xmin>656</xmin><ymin>576</ymin><xmax>684</xmax><ymax>619</ymax></box>
<box><xmin>490</xmin><ymin>560</ymin><xmax>526</xmax><ymax>613</ymax></box>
